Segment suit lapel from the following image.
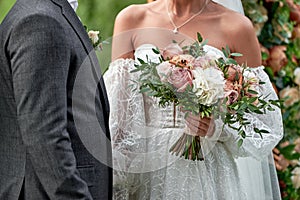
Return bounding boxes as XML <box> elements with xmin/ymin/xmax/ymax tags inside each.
<box><xmin>50</xmin><ymin>0</ymin><xmax>93</xmax><ymax>52</ymax></box>
<box><xmin>50</xmin><ymin>0</ymin><xmax>110</xmax><ymax>125</ymax></box>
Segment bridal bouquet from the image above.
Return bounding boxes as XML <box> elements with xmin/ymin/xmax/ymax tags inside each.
<box><xmin>131</xmin><ymin>33</ymin><xmax>280</xmax><ymax>161</ymax></box>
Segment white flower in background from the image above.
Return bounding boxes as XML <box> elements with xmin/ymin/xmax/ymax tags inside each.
<box><xmin>88</xmin><ymin>30</ymin><xmax>100</xmax><ymax>44</ymax></box>
<box><xmin>278</xmin><ymin>69</ymin><xmax>286</xmax><ymax>77</ymax></box>
<box><xmin>294</xmin><ymin>67</ymin><xmax>300</xmax><ymax>86</ymax></box>
<box><xmin>291</xmin><ymin>167</ymin><xmax>300</xmax><ymax>189</ymax></box>
<box><xmin>192</xmin><ymin>67</ymin><xmax>225</xmax><ymax>106</ymax></box>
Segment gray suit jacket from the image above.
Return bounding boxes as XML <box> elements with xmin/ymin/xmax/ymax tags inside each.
<box><xmin>0</xmin><ymin>0</ymin><xmax>112</xmax><ymax>199</ymax></box>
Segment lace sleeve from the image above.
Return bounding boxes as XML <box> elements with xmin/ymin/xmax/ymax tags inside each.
<box><xmin>103</xmin><ymin>58</ymin><xmax>145</xmax><ymax>197</ymax></box>
<box><xmin>216</xmin><ymin>67</ymin><xmax>283</xmax><ymax>160</ymax></box>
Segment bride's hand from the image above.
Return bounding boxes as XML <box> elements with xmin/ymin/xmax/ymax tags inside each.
<box><xmin>185</xmin><ymin>113</ymin><xmax>215</xmax><ymax>137</ymax></box>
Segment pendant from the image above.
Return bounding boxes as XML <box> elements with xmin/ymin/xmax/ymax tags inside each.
<box><xmin>173</xmin><ymin>27</ymin><xmax>178</xmax><ymax>34</ymax></box>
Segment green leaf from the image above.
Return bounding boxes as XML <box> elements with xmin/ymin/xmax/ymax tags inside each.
<box><xmin>130</xmin><ymin>68</ymin><xmax>141</xmax><ymax>73</ymax></box>
<box><xmin>152</xmin><ymin>48</ymin><xmax>160</xmax><ymax>54</ymax></box>
<box><xmin>140</xmin><ymin>87</ymin><xmax>151</xmax><ymax>93</ymax></box>
<box><xmin>230</xmin><ymin>52</ymin><xmax>243</xmax><ymax>57</ymax></box>
<box><xmin>137</xmin><ymin>58</ymin><xmax>145</xmax><ymax>64</ymax></box>
<box><xmin>247</xmin><ymin>89</ymin><xmax>258</xmax><ymax>95</ymax></box>
<box><xmin>238</xmin><ymin>130</ymin><xmax>246</xmax><ymax>138</ymax></box>
<box><xmin>259</xmin><ymin>129</ymin><xmax>270</xmax><ymax>134</ymax></box>
<box><xmin>248</xmin><ymin>97</ymin><xmax>258</xmax><ymax>104</ymax></box>
<box><xmin>237</xmin><ymin>139</ymin><xmax>243</xmax><ymax>148</ymax></box>
<box><xmin>254</xmin><ymin>127</ymin><xmax>260</xmax><ymax>133</ymax></box>
<box><xmin>197</xmin><ymin>32</ymin><xmax>203</xmax><ymax>42</ymax></box>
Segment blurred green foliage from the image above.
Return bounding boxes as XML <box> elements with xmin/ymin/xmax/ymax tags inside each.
<box><xmin>0</xmin><ymin>0</ymin><xmax>15</xmax><ymax>21</ymax></box>
<box><xmin>0</xmin><ymin>0</ymin><xmax>145</xmax><ymax>38</ymax></box>
<box><xmin>77</xmin><ymin>0</ymin><xmax>145</xmax><ymax>39</ymax></box>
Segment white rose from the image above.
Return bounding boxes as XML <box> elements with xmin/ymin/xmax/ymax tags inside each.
<box><xmin>88</xmin><ymin>30</ymin><xmax>100</xmax><ymax>44</ymax></box>
<box><xmin>192</xmin><ymin>68</ymin><xmax>208</xmax><ymax>97</ymax></box>
<box><xmin>291</xmin><ymin>167</ymin><xmax>300</xmax><ymax>189</ymax></box>
<box><xmin>294</xmin><ymin>67</ymin><xmax>300</xmax><ymax>86</ymax></box>
<box><xmin>192</xmin><ymin>67</ymin><xmax>225</xmax><ymax>106</ymax></box>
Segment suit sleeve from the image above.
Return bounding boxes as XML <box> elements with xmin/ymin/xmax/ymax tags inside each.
<box><xmin>9</xmin><ymin>13</ymin><xmax>93</xmax><ymax>199</ymax></box>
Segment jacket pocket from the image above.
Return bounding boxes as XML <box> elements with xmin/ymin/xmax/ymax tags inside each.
<box><xmin>77</xmin><ymin>165</ymin><xmax>95</xmax><ymax>187</ymax></box>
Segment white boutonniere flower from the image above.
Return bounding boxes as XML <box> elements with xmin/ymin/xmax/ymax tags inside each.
<box><xmin>84</xmin><ymin>26</ymin><xmax>102</xmax><ymax>51</ymax></box>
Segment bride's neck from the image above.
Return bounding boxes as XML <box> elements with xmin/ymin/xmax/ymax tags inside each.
<box><xmin>168</xmin><ymin>0</ymin><xmax>208</xmax><ymax>16</ymax></box>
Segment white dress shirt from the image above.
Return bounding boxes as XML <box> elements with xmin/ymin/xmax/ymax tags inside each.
<box><xmin>67</xmin><ymin>0</ymin><xmax>78</xmax><ymax>11</ymax></box>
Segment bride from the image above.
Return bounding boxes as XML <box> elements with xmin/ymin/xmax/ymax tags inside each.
<box><xmin>103</xmin><ymin>0</ymin><xmax>283</xmax><ymax>199</ymax></box>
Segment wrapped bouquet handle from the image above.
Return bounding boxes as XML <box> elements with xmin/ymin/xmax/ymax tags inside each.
<box><xmin>169</xmin><ymin>127</ymin><xmax>204</xmax><ymax>161</ymax></box>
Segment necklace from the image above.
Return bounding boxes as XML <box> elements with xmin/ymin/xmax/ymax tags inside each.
<box><xmin>166</xmin><ymin>0</ymin><xmax>208</xmax><ymax>34</ymax></box>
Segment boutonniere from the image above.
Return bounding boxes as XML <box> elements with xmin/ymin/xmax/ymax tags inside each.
<box><xmin>84</xmin><ymin>26</ymin><xmax>102</xmax><ymax>51</ymax></box>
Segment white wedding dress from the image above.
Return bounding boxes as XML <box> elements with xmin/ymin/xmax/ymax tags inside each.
<box><xmin>103</xmin><ymin>44</ymin><xmax>283</xmax><ymax>200</ymax></box>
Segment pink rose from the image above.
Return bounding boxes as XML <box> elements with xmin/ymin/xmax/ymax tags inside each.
<box><xmin>168</xmin><ymin>67</ymin><xmax>193</xmax><ymax>92</ymax></box>
<box><xmin>193</xmin><ymin>55</ymin><xmax>218</xmax><ymax>69</ymax></box>
<box><xmin>162</xmin><ymin>43</ymin><xmax>183</xmax><ymax>60</ymax></box>
<box><xmin>156</xmin><ymin>61</ymin><xmax>172</xmax><ymax>82</ymax></box>
<box><xmin>224</xmin><ymin>79</ymin><xmax>240</xmax><ymax>105</ymax></box>
<box><xmin>224</xmin><ymin>90</ymin><xmax>239</xmax><ymax>105</ymax></box>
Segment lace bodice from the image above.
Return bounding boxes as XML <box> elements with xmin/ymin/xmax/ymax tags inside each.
<box><xmin>103</xmin><ymin>44</ymin><xmax>283</xmax><ymax>200</ymax></box>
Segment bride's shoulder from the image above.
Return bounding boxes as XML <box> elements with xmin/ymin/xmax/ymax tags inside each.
<box><xmin>208</xmin><ymin>2</ymin><xmax>253</xmax><ymax>32</ymax></box>
<box><xmin>217</xmin><ymin>7</ymin><xmax>254</xmax><ymax>34</ymax></box>
<box><xmin>114</xmin><ymin>3</ymin><xmax>156</xmax><ymax>30</ymax></box>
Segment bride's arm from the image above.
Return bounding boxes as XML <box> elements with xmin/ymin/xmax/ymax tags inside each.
<box><xmin>104</xmin><ymin>58</ymin><xmax>145</xmax><ymax>197</ymax></box>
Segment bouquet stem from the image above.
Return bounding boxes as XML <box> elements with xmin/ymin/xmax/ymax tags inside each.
<box><xmin>169</xmin><ymin>132</ymin><xmax>204</xmax><ymax>161</ymax></box>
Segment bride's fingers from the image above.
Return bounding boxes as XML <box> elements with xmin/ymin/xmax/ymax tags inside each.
<box><xmin>185</xmin><ymin>114</ymin><xmax>211</xmax><ymax>127</ymax></box>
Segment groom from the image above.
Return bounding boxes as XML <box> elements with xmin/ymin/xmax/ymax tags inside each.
<box><xmin>0</xmin><ymin>0</ymin><xmax>112</xmax><ymax>199</ymax></box>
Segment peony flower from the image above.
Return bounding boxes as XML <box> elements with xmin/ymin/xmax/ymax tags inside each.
<box><xmin>167</xmin><ymin>67</ymin><xmax>193</xmax><ymax>92</ymax></box>
<box><xmin>291</xmin><ymin>167</ymin><xmax>300</xmax><ymax>189</ymax></box>
<box><xmin>294</xmin><ymin>67</ymin><xmax>300</xmax><ymax>86</ymax></box>
<box><xmin>192</xmin><ymin>67</ymin><xmax>225</xmax><ymax>105</ymax></box>
<box><xmin>162</xmin><ymin>43</ymin><xmax>183</xmax><ymax>60</ymax></box>
<box><xmin>279</xmin><ymin>87</ymin><xmax>300</xmax><ymax>107</ymax></box>
<box><xmin>156</xmin><ymin>61</ymin><xmax>172</xmax><ymax>82</ymax></box>
<box><xmin>88</xmin><ymin>30</ymin><xmax>100</xmax><ymax>44</ymax></box>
